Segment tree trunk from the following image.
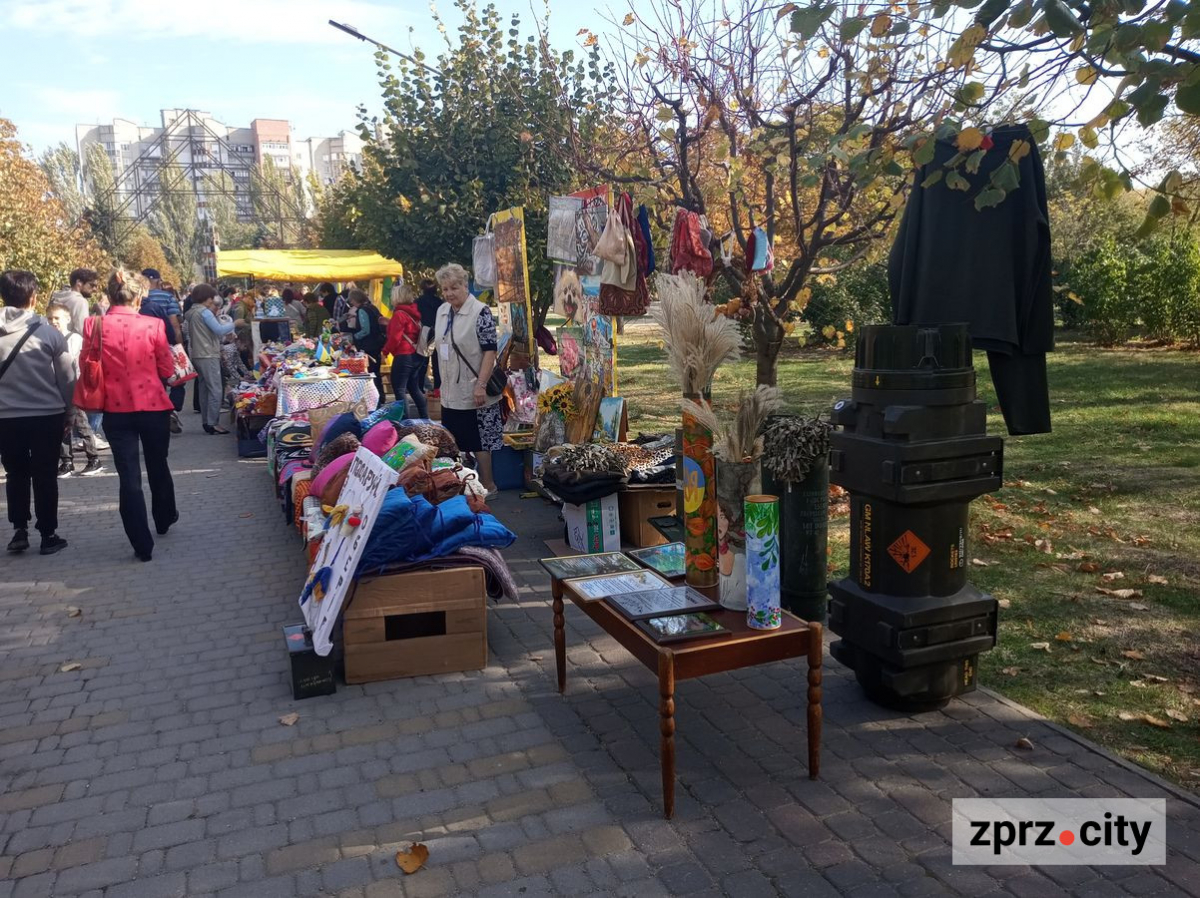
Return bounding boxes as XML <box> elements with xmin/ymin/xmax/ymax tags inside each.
<box><xmin>752</xmin><ymin>306</ymin><xmax>784</xmax><ymax>387</ymax></box>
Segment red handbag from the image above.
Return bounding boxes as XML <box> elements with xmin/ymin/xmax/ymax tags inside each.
<box><xmin>72</xmin><ymin>317</ymin><xmax>106</xmax><ymax>413</ymax></box>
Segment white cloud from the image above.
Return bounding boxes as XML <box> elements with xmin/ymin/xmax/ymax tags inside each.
<box><xmin>31</xmin><ymin>87</ymin><xmax>121</xmax><ymax>121</ymax></box>
<box><xmin>3</xmin><ymin>0</ymin><xmax>413</xmax><ymax>45</ymax></box>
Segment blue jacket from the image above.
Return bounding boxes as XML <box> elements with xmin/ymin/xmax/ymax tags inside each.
<box><xmin>357</xmin><ymin>491</ymin><xmax>515</xmax><ymax>575</ymax></box>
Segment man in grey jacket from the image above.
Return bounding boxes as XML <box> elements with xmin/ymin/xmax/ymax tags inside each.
<box><xmin>47</xmin><ymin>267</ymin><xmax>97</xmax><ymax>337</ymax></box>
<box><xmin>0</xmin><ymin>270</ymin><xmax>75</xmax><ymax>555</ymax></box>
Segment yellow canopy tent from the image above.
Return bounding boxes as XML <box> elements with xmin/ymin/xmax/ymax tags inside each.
<box><xmin>215</xmin><ymin>249</ymin><xmax>403</xmax><ymax>282</ymax></box>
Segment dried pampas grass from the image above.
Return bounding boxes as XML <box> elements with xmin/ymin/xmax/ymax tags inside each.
<box><xmin>650</xmin><ymin>271</ymin><xmax>741</xmax><ymax>396</ymax></box>
<box><xmin>681</xmin><ymin>386</ymin><xmax>782</xmax><ymax>463</ymax></box>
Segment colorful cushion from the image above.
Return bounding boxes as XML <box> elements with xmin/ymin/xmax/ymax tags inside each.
<box><xmin>362</xmin><ymin>421</ymin><xmax>399</xmax><ymax>457</ymax></box>
<box><xmin>313</xmin><ymin>433</ymin><xmax>360</xmax><ymax>475</ymax></box>
<box><xmin>311</xmin><ymin>453</ymin><xmax>354</xmax><ymax>504</ymax></box>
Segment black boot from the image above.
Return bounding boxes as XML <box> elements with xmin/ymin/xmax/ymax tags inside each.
<box><xmin>39</xmin><ymin>534</ymin><xmax>68</xmax><ymax>555</ymax></box>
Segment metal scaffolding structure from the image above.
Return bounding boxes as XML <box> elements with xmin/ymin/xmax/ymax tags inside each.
<box><xmin>88</xmin><ymin>109</ymin><xmax>309</xmax><ymax>255</ymax></box>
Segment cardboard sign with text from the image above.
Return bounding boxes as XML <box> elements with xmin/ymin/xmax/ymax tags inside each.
<box><xmin>300</xmin><ymin>448</ymin><xmax>394</xmax><ymax>656</ymax></box>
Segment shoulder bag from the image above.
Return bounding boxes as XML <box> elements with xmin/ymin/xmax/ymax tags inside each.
<box><xmin>0</xmin><ymin>323</ymin><xmax>39</xmax><ymax>386</ymax></box>
<box><xmin>448</xmin><ymin>316</ymin><xmax>507</xmax><ymax>398</ymax></box>
<box><xmin>72</xmin><ymin>317</ymin><xmax>106</xmax><ymax>412</ymax></box>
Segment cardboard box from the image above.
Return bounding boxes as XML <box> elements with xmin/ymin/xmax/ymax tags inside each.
<box><xmin>618</xmin><ymin>488</ymin><xmax>676</xmax><ymax>549</ymax></box>
<box><xmin>343</xmin><ymin>567</ymin><xmax>487</xmax><ymax>684</ymax></box>
<box><xmin>563</xmin><ymin>493</ymin><xmax>621</xmax><ymax>554</ymax></box>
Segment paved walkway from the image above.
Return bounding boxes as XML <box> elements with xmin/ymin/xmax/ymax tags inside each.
<box><xmin>1</xmin><ymin>423</ymin><xmax>1198</xmax><ymax>898</ymax></box>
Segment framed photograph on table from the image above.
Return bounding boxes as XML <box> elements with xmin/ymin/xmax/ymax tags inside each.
<box><xmin>607</xmin><ymin>587</ymin><xmax>722</xmax><ymax>622</ymax></box>
<box><xmin>563</xmin><ymin>569</ymin><xmax>670</xmax><ymax>602</ymax></box>
<box><xmin>636</xmin><ymin>612</ymin><xmax>730</xmax><ymax>644</ymax></box>
<box><xmin>628</xmin><ymin>542</ymin><xmax>686</xmax><ymax>580</ymax></box>
<box><xmin>539</xmin><ymin>552</ymin><xmax>641</xmax><ymax>582</ymax></box>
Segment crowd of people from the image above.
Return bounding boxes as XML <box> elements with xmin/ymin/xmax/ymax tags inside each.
<box><xmin>0</xmin><ymin>261</ymin><xmax>517</xmax><ymax>559</ymax></box>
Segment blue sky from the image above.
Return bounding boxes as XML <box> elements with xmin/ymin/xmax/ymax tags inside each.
<box><xmin>0</xmin><ymin>0</ymin><xmax>609</xmax><ymax>153</ymax></box>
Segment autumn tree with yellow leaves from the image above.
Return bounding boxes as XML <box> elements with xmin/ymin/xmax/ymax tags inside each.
<box><xmin>0</xmin><ymin>118</ymin><xmax>106</xmax><ymax>306</ymax></box>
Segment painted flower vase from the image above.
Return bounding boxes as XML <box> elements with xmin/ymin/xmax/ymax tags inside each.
<box><xmin>716</xmin><ymin>459</ymin><xmax>760</xmax><ymax>611</ymax></box>
<box><xmin>682</xmin><ymin>401</ymin><xmax>717</xmax><ymax>588</ymax></box>
<box><xmin>745</xmin><ymin>495</ymin><xmax>782</xmax><ymax>630</ymax></box>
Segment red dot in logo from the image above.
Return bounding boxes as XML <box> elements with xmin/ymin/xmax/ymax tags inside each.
<box><xmin>1059</xmin><ymin>830</ymin><xmax>1075</xmax><ymax>846</ymax></box>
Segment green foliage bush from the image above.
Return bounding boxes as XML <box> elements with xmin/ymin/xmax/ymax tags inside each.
<box><xmin>803</xmin><ymin>261</ymin><xmax>891</xmax><ymax>343</ymax></box>
<box><xmin>1068</xmin><ymin>238</ymin><xmax>1136</xmax><ymax>345</ymax></box>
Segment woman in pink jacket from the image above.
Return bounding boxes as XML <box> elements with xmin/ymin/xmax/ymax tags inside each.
<box><xmin>81</xmin><ymin>269</ymin><xmax>177</xmax><ymax>561</ymax></box>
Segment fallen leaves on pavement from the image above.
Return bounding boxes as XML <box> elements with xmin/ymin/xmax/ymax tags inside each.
<box><xmin>395</xmin><ymin>843</ymin><xmax>429</xmax><ymax>874</ymax></box>
<box><xmin>278</xmin><ymin>713</ymin><xmax>299</xmax><ymax>726</ymax></box>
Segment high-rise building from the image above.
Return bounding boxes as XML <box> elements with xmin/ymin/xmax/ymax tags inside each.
<box><xmin>74</xmin><ymin>109</ymin><xmax>363</xmax><ymax>224</ymax></box>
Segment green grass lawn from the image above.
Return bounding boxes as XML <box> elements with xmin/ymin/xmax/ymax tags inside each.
<box><xmin>611</xmin><ymin>323</ymin><xmax>1200</xmax><ymax>788</ymax></box>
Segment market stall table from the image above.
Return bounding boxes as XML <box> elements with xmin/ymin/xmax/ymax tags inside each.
<box><xmin>548</xmin><ymin>574</ymin><xmax>822</xmax><ymax>818</ymax></box>
<box><xmin>277</xmin><ymin>375</ymin><xmax>379</xmax><ymax>416</ymax></box>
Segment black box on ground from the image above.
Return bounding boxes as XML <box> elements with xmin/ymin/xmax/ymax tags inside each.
<box><xmin>283</xmin><ymin>624</ymin><xmax>336</xmax><ymax>699</ymax></box>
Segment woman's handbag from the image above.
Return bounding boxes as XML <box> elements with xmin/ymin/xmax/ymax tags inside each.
<box><xmin>448</xmin><ymin>319</ymin><xmax>507</xmax><ymax>398</ymax></box>
<box><xmin>473</xmin><ymin>216</ymin><xmax>497</xmax><ymax>287</ymax></box>
<box><xmin>73</xmin><ymin>317</ymin><xmax>106</xmax><ymax>412</ymax></box>
<box><xmin>415</xmin><ymin>325</ymin><xmax>432</xmax><ymax>357</ymax></box>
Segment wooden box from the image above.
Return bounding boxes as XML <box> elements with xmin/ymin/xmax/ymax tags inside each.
<box><xmin>343</xmin><ymin>567</ymin><xmax>487</xmax><ymax>684</ymax></box>
<box><xmin>619</xmin><ymin>488</ymin><xmax>676</xmax><ymax>549</ymax></box>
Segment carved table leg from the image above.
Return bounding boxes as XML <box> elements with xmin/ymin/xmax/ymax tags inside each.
<box><xmin>658</xmin><ymin>653</ymin><xmax>676</xmax><ymax>819</ymax></box>
<box><xmin>552</xmin><ymin>580</ymin><xmax>566</xmax><ymax>694</ymax></box>
<box><xmin>807</xmin><ymin>621</ymin><xmax>823</xmax><ymax>780</ymax></box>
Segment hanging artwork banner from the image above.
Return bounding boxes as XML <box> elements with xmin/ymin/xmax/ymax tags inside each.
<box><xmin>492</xmin><ymin>207</ymin><xmax>530</xmax><ymax>305</ymax></box>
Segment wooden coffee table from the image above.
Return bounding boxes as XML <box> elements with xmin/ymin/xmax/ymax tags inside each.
<box><xmin>549</xmin><ymin>576</ymin><xmax>822</xmax><ymax>818</ymax></box>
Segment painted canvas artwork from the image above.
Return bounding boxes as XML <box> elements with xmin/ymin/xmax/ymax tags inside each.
<box><xmin>594</xmin><ymin>397</ymin><xmax>625</xmax><ymax>442</ymax></box>
<box><xmin>628</xmin><ymin>542</ymin><xmax>687</xmax><ymax>579</ymax></box>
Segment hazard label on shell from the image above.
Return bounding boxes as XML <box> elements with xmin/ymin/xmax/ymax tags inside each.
<box><xmin>887</xmin><ymin>530</ymin><xmax>930</xmax><ymax>573</ymax></box>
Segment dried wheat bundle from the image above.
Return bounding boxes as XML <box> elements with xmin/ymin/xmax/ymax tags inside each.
<box><xmin>681</xmin><ymin>385</ymin><xmax>782</xmax><ymax>463</ymax></box>
<box><xmin>650</xmin><ymin>271</ymin><xmax>741</xmax><ymax>396</ymax></box>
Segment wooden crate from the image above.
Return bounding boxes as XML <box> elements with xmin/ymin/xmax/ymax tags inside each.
<box><xmin>343</xmin><ymin>567</ymin><xmax>487</xmax><ymax>684</ymax></box>
<box><xmin>618</xmin><ymin>487</ymin><xmax>676</xmax><ymax>549</ymax></box>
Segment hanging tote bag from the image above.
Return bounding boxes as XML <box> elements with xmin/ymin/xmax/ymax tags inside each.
<box><xmin>73</xmin><ymin>317</ymin><xmax>106</xmax><ymax>413</ymax></box>
<box><xmin>473</xmin><ymin>216</ymin><xmax>497</xmax><ymax>287</ymax></box>
<box><xmin>574</xmin><ymin>195</ymin><xmax>609</xmax><ymax>273</ymax></box>
<box><xmin>593</xmin><ymin>206</ymin><xmax>628</xmax><ymax>263</ymax></box>
<box><xmin>547</xmin><ymin>195</ymin><xmax>583</xmax><ymax>264</ymax></box>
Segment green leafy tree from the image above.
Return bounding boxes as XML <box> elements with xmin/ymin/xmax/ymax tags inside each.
<box><xmin>248</xmin><ymin>157</ymin><xmax>311</xmax><ymax>248</ymax></box>
<box><xmin>0</xmin><ymin>118</ymin><xmax>106</xmax><ymax>304</ymax></box>
<box><xmin>82</xmin><ymin>142</ymin><xmax>130</xmax><ymax>260</ymax></box>
<box><xmin>347</xmin><ymin>0</ymin><xmax>615</xmax><ymax>330</ymax></box>
<box><xmin>123</xmin><ymin>227</ymin><xmax>181</xmax><ymax>287</ymax></box>
<box><xmin>149</xmin><ymin>158</ymin><xmax>202</xmax><ymax>280</ymax></box>
<box><xmin>38</xmin><ymin>143</ymin><xmax>86</xmax><ymax>224</ymax></box>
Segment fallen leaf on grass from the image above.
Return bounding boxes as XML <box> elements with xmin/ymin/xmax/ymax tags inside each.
<box><xmin>997</xmin><ymin>598</ymin><xmax>1011</xmax><ymax>609</ymax></box>
<box><xmin>278</xmin><ymin>713</ymin><xmax>299</xmax><ymax>727</ymax></box>
<box><xmin>1088</xmin><ymin>506</ymin><xmax>1101</xmax><ymax>515</ymax></box>
<box><xmin>1091</xmin><ymin>618</ymin><xmax>1108</xmax><ymax>625</ymax></box>
<box><xmin>1095</xmin><ymin>587</ymin><xmax>1143</xmax><ymax>599</ymax></box>
<box><xmin>66</xmin><ymin>607</ymin><xmax>81</xmax><ymax>618</ymax></box>
<box><xmin>1090</xmin><ymin>657</ymin><xmax>1109</xmax><ymax>665</ymax></box>
<box><xmin>1101</xmin><ymin>571</ymin><xmax>1125</xmax><ymax>582</ymax></box>
<box><xmin>971</xmin><ymin>558</ymin><xmax>992</xmax><ymax>567</ymax></box>
<box><xmin>1141</xmin><ymin>714</ymin><xmax>1171</xmax><ymax>729</ymax></box>
<box><xmin>59</xmin><ymin>662</ymin><xmax>81</xmax><ymax>672</ymax></box>
<box><xmin>395</xmin><ymin>843</ymin><xmax>429</xmax><ymax>874</ymax></box>
<box><xmin>1001</xmin><ymin>666</ymin><xmax>1021</xmax><ymax>676</ymax></box>
<box><xmin>1077</xmin><ymin>561</ymin><xmax>1100</xmax><ymax>573</ymax></box>
<box><xmin>1067</xmin><ymin>713</ymin><xmax>1094</xmax><ymax>729</ymax></box>
<box><xmin>1121</xmin><ymin>650</ymin><xmax>1145</xmax><ymax>660</ymax></box>
<box><xmin>1118</xmin><ymin>711</ymin><xmax>1137</xmax><ymax>721</ymax></box>
<box><xmin>1014</xmin><ymin>737</ymin><xmax>1035</xmax><ymax>750</ymax></box>
<box><xmin>1093</xmin><ymin>691</ymin><xmax>1106</xmax><ymax>697</ymax></box>
<box><xmin>1029</xmin><ymin>642</ymin><xmax>1051</xmax><ymax>652</ymax></box>
<box><xmin>1147</xmin><ymin>574</ymin><xmax>1169</xmax><ymax>586</ymax></box>
<box><xmin>1166</xmin><ymin>709</ymin><xmax>1189</xmax><ymax>723</ymax></box>
<box><xmin>1055</xmin><ymin>632</ymin><xmax>1073</xmax><ymax>642</ymax></box>
<box><xmin>1129</xmin><ymin>603</ymin><xmax>1149</xmax><ymax>611</ymax></box>
<box><xmin>1143</xmin><ymin>674</ymin><xmax>1169</xmax><ymax>683</ymax></box>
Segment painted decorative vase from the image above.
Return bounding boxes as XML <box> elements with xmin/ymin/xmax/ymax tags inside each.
<box><xmin>682</xmin><ymin>399</ymin><xmax>717</xmax><ymax>588</ymax></box>
<box><xmin>716</xmin><ymin>459</ymin><xmax>761</xmax><ymax>611</ymax></box>
<box><xmin>745</xmin><ymin>494</ymin><xmax>782</xmax><ymax>630</ymax></box>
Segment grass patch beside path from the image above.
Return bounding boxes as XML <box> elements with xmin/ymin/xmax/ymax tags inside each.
<box><xmin>614</xmin><ymin>323</ymin><xmax>1200</xmax><ymax>788</ymax></box>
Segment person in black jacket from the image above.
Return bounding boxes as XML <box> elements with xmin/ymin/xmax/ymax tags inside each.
<box><xmin>415</xmin><ymin>278</ymin><xmax>444</xmax><ymax>393</ymax></box>
<box><xmin>346</xmin><ymin>290</ymin><xmax>385</xmax><ymax>404</ymax></box>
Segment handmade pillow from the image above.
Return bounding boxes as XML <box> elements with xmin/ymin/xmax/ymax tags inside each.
<box><xmin>310</xmin><ymin>453</ymin><xmax>354</xmax><ymax>504</ymax></box>
<box><xmin>313</xmin><ymin>433</ymin><xmax>360</xmax><ymax>475</ymax></box>
<box><xmin>362</xmin><ymin>421</ymin><xmax>399</xmax><ymax>457</ymax></box>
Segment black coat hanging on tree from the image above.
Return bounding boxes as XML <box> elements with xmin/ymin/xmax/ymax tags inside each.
<box><xmin>888</xmin><ymin>124</ymin><xmax>1054</xmax><ymax>436</ymax></box>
